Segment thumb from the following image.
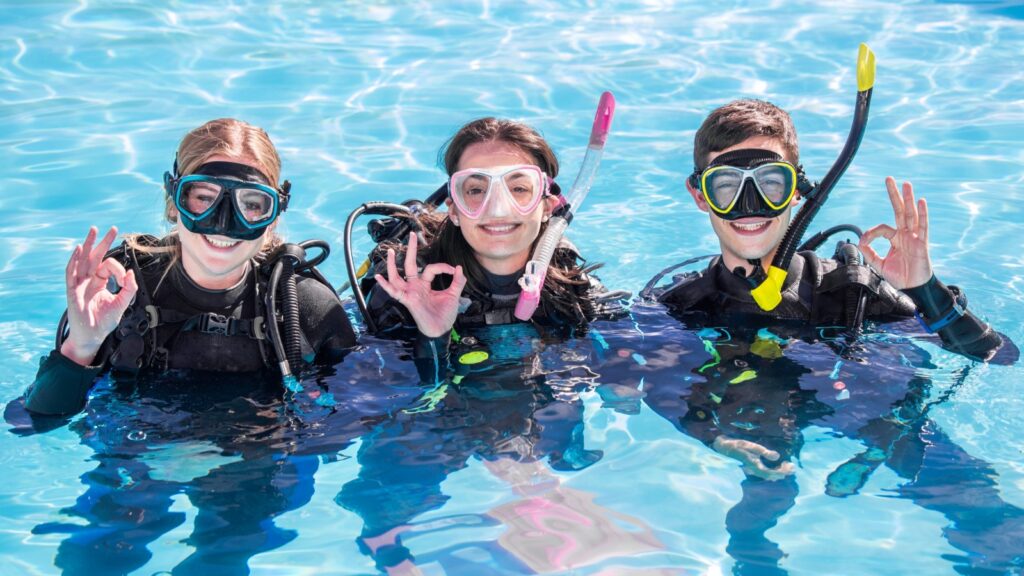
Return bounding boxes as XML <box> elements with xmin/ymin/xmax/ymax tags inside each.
<box><xmin>447</xmin><ymin>265</ymin><xmax>467</xmax><ymax>296</ymax></box>
<box><xmin>112</xmin><ymin>269</ymin><xmax>139</xmax><ymax>314</ymax></box>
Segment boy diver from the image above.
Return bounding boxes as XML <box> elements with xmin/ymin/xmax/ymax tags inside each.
<box><xmin>654</xmin><ymin>97</ymin><xmax>1009</xmax><ymax>362</ymax></box>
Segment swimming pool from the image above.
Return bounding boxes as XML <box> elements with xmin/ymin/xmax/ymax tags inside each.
<box><xmin>2</xmin><ymin>1</ymin><xmax>1023</xmax><ymax>574</ymax></box>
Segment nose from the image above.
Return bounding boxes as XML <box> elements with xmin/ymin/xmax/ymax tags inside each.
<box><xmin>483</xmin><ymin>181</ymin><xmax>513</xmax><ymax>218</ymax></box>
<box><xmin>737</xmin><ymin>178</ymin><xmax>762</xmax><ymax>213</ymax></box>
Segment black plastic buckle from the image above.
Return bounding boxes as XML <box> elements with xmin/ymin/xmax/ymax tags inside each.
<box><xmin>201</xmin><ymin>313</ymin><xmax>232</xmax><ymax>336</ymax></box>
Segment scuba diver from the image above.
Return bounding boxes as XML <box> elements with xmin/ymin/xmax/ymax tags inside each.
<box><xmin>631</xmin><ymin>47</ymin><xmax>1021</xmax><ymax>574</ymax></box>
<box><xmin>335</xmin><ymin>113</ymin><xmax>636</xmax><ymax>573</ymax></box>
<box><xmin>355</xmin><ymin>115</ymin><xmax>626</xmax><ymax>381</ymax></box>
<box><xmin>20</xmin><ymin>118</ymin><xmax>356</xmax><ymax>418</ymax></box>
<box><xmin>652</xmin><ymin>96</ymin><xmax>1010</xmax><ymax>362</ymax></box>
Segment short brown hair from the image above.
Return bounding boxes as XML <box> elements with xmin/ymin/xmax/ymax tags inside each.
<box><xmin>440</xmin><ymin>117</ymin><xmax>559</xmax><ymax>178</ymax></box>
<box><xmin>693</xmin><ymin>99</ymin><xmax>799</xmax><ymax>170</ymax></box>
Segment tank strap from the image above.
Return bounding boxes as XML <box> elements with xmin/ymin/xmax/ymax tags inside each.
<box><xmin>180</xmin><ymin>312</ymin><xmax>267</xmax><ymax>340</ymax></box>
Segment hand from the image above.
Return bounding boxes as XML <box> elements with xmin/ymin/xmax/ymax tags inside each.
<box><xmin>374</xmin><ymin>233</ymin><xmax>467</xmax><ymax>338</ymax></box>
<box><xmin>713</xmin><ymin>436</ymin><xmax>795</xmax><ymax>481</ymax></box>
<box><xmin>859</xmin><ymin>177</ymin><xmax>933</xmax><ymax>290</ymax></box>
<box><xmin>60</xmin><ymin>226</ymin><xmax>139</xmax><ymax>366</ymax></box>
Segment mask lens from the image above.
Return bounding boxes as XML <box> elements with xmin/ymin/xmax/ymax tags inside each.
<box><xmin>703</xmin><ymin>167</ymin><xmax>744</xmax><ymax>211</ymax></box>
<box><xmin>180</xmin><ymin>180</ymin><xmax>224</xmax><ymax>217</ymax></box>
<box><xmin>234</xmin><ymin>187</ymin><xmax>277</xmax><ymax>223</ymax></box>
<box><xmin>501</xmin><ymin>168</ymin><xmax>542</xmax><ymax>209</ymax></box>
<box><xmin>753</xmin><ymin>164</ymin><xmax>796</xmax><ymax>206</ymax></box>
<box><xmin>453</xmin><ymin>172</ymin><xmax>495</xmax><ymax>215</ymax></box>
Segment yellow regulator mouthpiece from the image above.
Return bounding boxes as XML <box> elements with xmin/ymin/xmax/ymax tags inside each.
<box><xmin>857</xmin><ymin>43</ymin><xmax>876</xmax><ymax>92</ymax></box>
<box><xmin>751</xmin><ymin>266</ymin><xmax>789</xmax><ymax>311</ymax></box>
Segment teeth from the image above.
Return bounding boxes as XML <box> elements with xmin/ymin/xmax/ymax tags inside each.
<box><xmin>205</xmin><ymin>236</ymin><xmax>239</xmax><ymax>248</ymax></box>
<box><xmin>483</xmin><ymin>224</ymin><xmax>515</xmax><ymax>232</ymax></box>
<box><xmin>732</xmin><ymin>221</ymin><xmax>769</xmax><ymax>231</ymax></box>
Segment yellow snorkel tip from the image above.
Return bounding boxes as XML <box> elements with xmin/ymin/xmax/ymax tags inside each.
<box><xmin>356</xmin><ymin>258</ymin><xmax>370</xmax><ymax>279</ymax></box>
<box><xmin>857</xmin><ymin>43</ymin><xmax>876</xmax><ymax>92</ymax></box>
<box><xmin>750</xmin><ymin>266</ymin><xmax>788</xmax><ymax>311</ymax></box>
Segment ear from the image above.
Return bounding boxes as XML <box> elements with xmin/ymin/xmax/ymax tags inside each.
<box><xmin>686</xmin><ymin>176</ymin><xmax>710</xmax><ymax>213</ymax></box>
<box><xmin>445</xmin><ymin>198</ymin><xmax>460</xmax><ymax>227</ymax></box>
<box><xmin>542</xmin><ymin>195</ymin><xmax>559</xmax><ymax>220</ymax></box>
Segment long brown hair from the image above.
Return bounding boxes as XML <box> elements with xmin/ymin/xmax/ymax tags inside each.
<box><xmin>126</xmin><ymin>118</ymin><xmax>286</xmax><ymax>269</ymax></box>
<box><xmin>384</xmin><ymin>117</ymin><xmax>600</xmax><ymax>325</ymax></box>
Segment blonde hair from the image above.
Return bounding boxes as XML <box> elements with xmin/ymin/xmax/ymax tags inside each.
<box><xmin>127</xmin><ymin>118</ymin><xmax>286</xmax><ymax>268</ymax></box>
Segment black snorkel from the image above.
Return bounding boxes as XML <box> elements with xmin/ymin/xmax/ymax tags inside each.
<box><xmin>750</xmin><ymin>43</ymin><xmax>877</xmax><ymax>310</ymax></box>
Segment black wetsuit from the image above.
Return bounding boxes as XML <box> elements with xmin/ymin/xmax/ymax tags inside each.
<box><xmin>363</xmin><ymin>243</ymin><xmax>624</xmax><ymax>382</ymax></box>
<box><xmin>25</xmin><ymin>249</ymin><xmax>356</xmax><ymax>416</ymax></box>
<box><xmin>655</xmin><ymin>250</ymin><xmax>1010</xmax><ymax>362</ymax></box>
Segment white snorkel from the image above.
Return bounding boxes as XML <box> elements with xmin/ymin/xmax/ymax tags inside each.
<box><xmin>514</xmin><ymin>91</ymin><xmax>615</xmax><ymax>321</ymax></box>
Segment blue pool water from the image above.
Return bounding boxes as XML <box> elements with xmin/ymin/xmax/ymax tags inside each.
<box><xmin>2</xmin><ymin>1</ymin><xmax>1023</xmax><ymax>574</ymax></box>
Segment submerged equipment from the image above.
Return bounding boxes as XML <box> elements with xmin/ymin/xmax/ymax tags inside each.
<box><xmin>749</xmin><ymin>43</ymin><xmax>876</xmax><ymax>311</ymax></box>
<box><xmin>164</xmin><ymin>160</ymin><xmax>291</xmax><ymax>241</ymax></box>
<box><xmin>515</xmin><ymin>91</ymin><xmax>616</xmax><ymax>321</ymax></box>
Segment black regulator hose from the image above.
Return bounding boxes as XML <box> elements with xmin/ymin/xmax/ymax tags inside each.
<box><xmin>266</xmin><ymin>243</ymin><xmax>308</xmax><ymax>379</ymax></box>
<box><xmin>836</xmin><ymin>241</ymin><xmax>868</xmax><ymax>333</ymax></box>
<box><xmin>750</xmin><ymin>44</ymin><xmax>876</xmax><ymax>311</ymax></box>
<box><xmin>344</xmin><ymin>202</ymin><xmax>413</xmax><ymax>334</ymax></box>
<box><xmin>798</xmin><ymin>224</ymin><xmax>864</xmax><ymax>252</ymax></box>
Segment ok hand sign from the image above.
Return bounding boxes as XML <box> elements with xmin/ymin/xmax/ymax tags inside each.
<box><xmin>61</xmin><ymin>226</ymin><xmax>139</xmax><ymax>366</ymax></box>
<box><xmin>374</xmin><ymin>233</ymin><xmax>467</xmax><ymax>338</ymax></box>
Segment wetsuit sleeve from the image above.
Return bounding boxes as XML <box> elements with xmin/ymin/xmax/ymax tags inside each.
<box><xmin>24</xmin><ymin>349</ymin><xmax>105</xmax><ymax>416</ymax></box>
<box><xmin>365</xmin><ymin>280</ymin><xmax>453</xmax><ymax>384</ymax></box>
<box><xmin>902</xmin><ymin>275</ymin><xmax>1010</xmax><ymax>362</ymax></box>
<box><xmin>296</xmin><ymin>276</ymin><xmax>357</xmax><ymax>363</ymax></box>
<box><xmin>413</xmin><ymin>332</ymin><xmax>451</xmax><ymax>385</ymax></box>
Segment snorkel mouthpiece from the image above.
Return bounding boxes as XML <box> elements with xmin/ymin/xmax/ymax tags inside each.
<box><xmin>515</xmin><ymin>92</ymin><xmax>615</xmax><ymax>321</ymax></box>
<box><xmin>750</xmin><ymin>43</ymin><xmax>876</xmax><ymax>310</ymax></box>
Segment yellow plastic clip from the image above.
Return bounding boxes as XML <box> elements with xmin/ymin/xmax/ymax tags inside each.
<box><xmin>750</xmin><ymin>266</ymin><xmax>788</xmax><ymax>311</ymax></box>
<box><xmin>857</xmin><ymin>43</ymin><xmax>876</xmax><ymax>92</ymax></box>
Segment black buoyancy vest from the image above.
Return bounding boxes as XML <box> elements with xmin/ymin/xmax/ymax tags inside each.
<box><xmin>654</xmin><ymin>249</ymin><xmax>915</xmax><ymax>327</ymax></box>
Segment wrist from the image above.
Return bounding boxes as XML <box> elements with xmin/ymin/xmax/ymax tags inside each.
<box><xmin>60</xmin><ymin>338</ymin><xmax>101</xmax><ymax>367</ymax></box>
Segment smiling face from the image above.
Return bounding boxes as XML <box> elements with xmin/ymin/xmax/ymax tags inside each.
<box><xmin>447</xmin><ymin>141</ymin><xmax>556</xmax><ymax>275</ymax></box>
<box><xmin>687</xmin><ymin>135</ymin><xmax>800</xmax><ymax>273</ymax></box>
<box><xmin>173</xmin><ymin>154</ymin><xmax>272</xmax><ymax>290</ymax></box>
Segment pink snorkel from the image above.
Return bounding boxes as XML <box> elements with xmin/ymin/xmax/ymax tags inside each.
<box><xmin>514</xmin><ymin>92</ymin><xmax>616</xmax><ymax>321</ymax></box>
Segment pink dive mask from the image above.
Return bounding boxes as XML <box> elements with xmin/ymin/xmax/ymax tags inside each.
<box><xmin>448</xmin><ymin>165</ymin><xmax>550</xmax><ymax>219</ymax></box>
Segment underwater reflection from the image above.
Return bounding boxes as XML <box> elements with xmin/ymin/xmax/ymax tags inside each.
<box><xmin>596</xmin><ymin>303</ymin><xmax>1024</xmax><ymax>576</ymax></box>
<box><xmin>7</xmin><ymin>341</ymin><xmax>423</xmax><ymax>576</ymax></box>
<box><xmin>337</xmin><ymin>322</ymin><xmax>664</xmax><ymax>574</ymax></box>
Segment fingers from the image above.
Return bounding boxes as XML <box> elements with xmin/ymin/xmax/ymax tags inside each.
<box><xmin>884</xmin><ymin>176</ymin><xmax>903</xmax><ymax>228</ymax></box>
<box><xmin>75</xmin><ymin>227</ymin><xmax>98</xmax><ymax>280</ymax></box>
<box><xmin>374</xmin><ymin>273</ymin><xmax>399</xmax><ymax>300</ymax></box>
<box><xmin>420</xmin><ymin>262</ymin><xmax>456</xmax><ymax>284</ymax></box>
<box><xmin>917</xmin><ymin>197</ymin><xmax>929</xmax><ymax>244</ymax></box>
<box><xmin>385</xmin><ymin>248</ymin><xmax>404</xmax><ymax>288</ymax></box>
<box><xmin>859</xmin><ymin>223</ymin><xmax>896</xmax><ymax>270</ymax></box>
<box><xmin>96</xmin><ymin>257</ymin><xmax>128</xmax><ymax>284</ymax></box>
<box><xmin>403</xmin><ymin>233</ymin><xmax>419</xmax><ymax>280</ymax></box>
<box><xmin>901</xmin><ymin>180</ymin><xmax>918</xmax><ymax>232</ymax></box>
<box><xmin>112</xmin><ymin>269</ymin><xmax>139</xmax><ymax>313</ymax></box>
<box><xmin>447</xmin><ymin>265</ymin><xmax>467</xmax><ymax>297</ymax></box>
<box><xmin>858</xmin><ymin>240</ymin><xmax>882</xmax><ymax>270</ymax></box>
<box><xmin>860</xmin><ymin>223</ymin><xmax>896</xmax><ymax>245</ymax></box>
<box><xmin>76</xmin><ymin>226</ymin><xmax>118</xmax><ymax>282</ymax></box>
<box><xmin>65</xmin><ymin>245</ymin><xmax>83</xmax><ymax>292</ymax></box>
